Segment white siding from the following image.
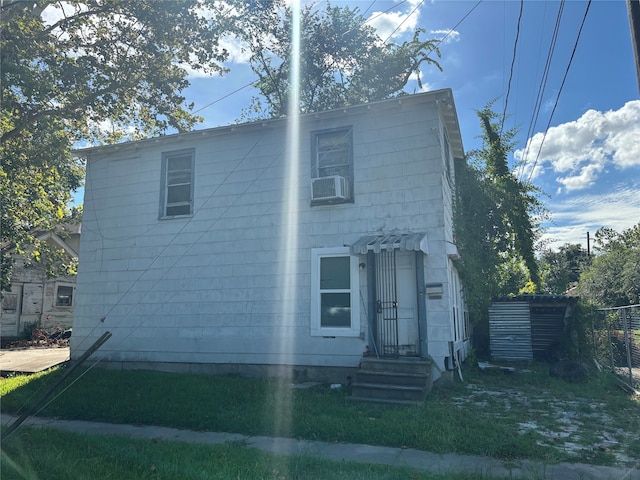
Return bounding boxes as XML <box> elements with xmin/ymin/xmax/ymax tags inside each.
<box><xmin>72</xmin><ymin>91</ymin><xmax>464</xmax><ymax>375</ymax></box>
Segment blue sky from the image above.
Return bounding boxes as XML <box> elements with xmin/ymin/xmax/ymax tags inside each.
<box><xmin>72</xmin><ymin>0</ymin><xmax>640</xmax><ymax>251</ymax></box>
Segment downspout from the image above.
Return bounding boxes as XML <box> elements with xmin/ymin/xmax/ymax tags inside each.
<box><xmin>366</xmin><ymin>251</ymin><xmax>378</xmax><ymax>357</ymax></box>
<box><xmin>415</xmin><ymin>251</ymin><xmax>428</xmax><ymax>359</ymax></box>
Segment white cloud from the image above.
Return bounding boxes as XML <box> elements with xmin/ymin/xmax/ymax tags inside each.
<box><xmin>41</xmin><ymin>2</ymin><xmax>90</xmax><ymax>42</ymax></box>
<box><xmin>513</xmin><ymin>160</ymin><xmax>544</xmax><ymax>182</ymax></box>
<box><xmin>408</xmin><ymin>71</ymin><xmax>433</xmax><ymax>93</ymax></box>
<box><xmin>543</xmin><ymin>98</ymin><xmax>555</xmax><ymax>112</ymax></box>
<box><xmin>182</xmin><ymin>33</ymin><xmax>252</xmax><ymax>78</ymax></box>
<box><xmin>41</xmin><ymin>1</ymin><xmax>81</xmax><ymax>26</ymax></box>
<box><xmin>515</xmin><ymin>100</ymin><xmax>640</xmax><ymax>192</ymax></box>
<box><xmin>541</xmin><ymin>184</ymin><xmax>640</xmax><ymax>250</ymax></box>
<box><xmin>429</xmin><ymin>29</ymin><xmax>460</xmax><ymax>44</ymax></box>
<box><xmin>555</xmin><ymin>163</ymin><xmax>603</xmax><ymax>192</ymax></box>
<box><xmin>220</xmin><ymin>35</ymin><xmax>252</xmax><ymax>64</ymax></box>
<box><xmin>367</xmin><ymin>0</ymin><xmax>421</xmax><ymax>40</ymax></box>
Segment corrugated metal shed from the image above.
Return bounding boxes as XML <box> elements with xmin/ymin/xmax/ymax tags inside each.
<box><xmin>489</xmin><ymin>302</ymin><xmax>532</xmax><ymax>361</ymax></box>
<box><xmin>489</xmin><ymin>296</ymin><xmax>576</xmax><ymax>362</ymax></box>
<box><xmin>530</xmin><ymin>305</ymin><xmax>567</xmax><ymax>358</ymax></box>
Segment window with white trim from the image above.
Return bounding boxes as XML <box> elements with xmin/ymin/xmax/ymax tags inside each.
<box><xmin>311</xmin><ymin>247</ymin><xmax>360</xmax><ymax>337</ymax></box>
<box><xmin>310</xmin><ymin>128</ymin><xmax>353</xmax><ymax>204</ymax></box>
<box><xmin>161</xmin><ymin>149</ymin><xmax>195</xmax><ymax>218</ymax></box>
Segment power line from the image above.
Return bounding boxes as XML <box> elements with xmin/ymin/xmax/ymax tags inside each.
<box><xmin>433</xmin><ymin>0</ymin><xmax>483</xmax><ymax>49</ymax></box>
<box><xmin>360</xmin><ymin>0</ymin><xmax>377</xmax><ymax>19</ymax></box>
<box><xmin>192</xmin><ymin>81</ymin><xmax>254</xmax><ymax>115</ymax></box>
<box><xmin>526</xmin><ymin>1</ymin><xmax>550</xmax><ymax>145</ymax></box>
<box><xmin>383</xmin><ymin>0</ymin><xmax>424</xmax><ymax>43</ymax></box>
<box><xmin>501</xmin><ymin>0</ymin><xmax>524</xmax><ymax>135</ymax></box>
<box><xmin>361</xmin><ymin>0</ymin><xmax>410</xmax><ymax>29</ymax></box>
<box><xmin>518</xmin><ymin>0</ymin><xmax>565</xmax><ymax>182</ymax></box>
<box><xmin>526</xmin><ymin>0</ymin><xmax>592</xmax><ymax>184</ymax></box>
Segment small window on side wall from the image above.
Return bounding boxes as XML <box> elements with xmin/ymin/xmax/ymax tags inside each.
<box><xmin>311</xmin><ymin>128</ymin><xmax>353</xmax><ymax>204</ymax></box>
<box><xmin>161</xmin><ymin>149</ymin><xmax>195</xmax><ymax>218</ymax></box>
<box><xmin>311</xmin><ymin>247</ymin><xmax>360</xmax><ymax>337</ymax></box>
<box><xmin>55</xmin><ymin>285</ymin><xmax>74</xmax><ymax>307</ymax></box>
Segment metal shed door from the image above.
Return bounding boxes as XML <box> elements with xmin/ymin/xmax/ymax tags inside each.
<box><xmin>489</xmin><ymin>302</ymin><xmax>532</xmax><ymax>361</ymax></box>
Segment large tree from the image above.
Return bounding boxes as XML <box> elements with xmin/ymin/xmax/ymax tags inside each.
<box><xmin>539</xmin><ymin>243</ymin><xmax>591</xmax><ymax>295</ymax></box>
<box><xmin>233</xmin><ymin>1</ymin><xmax>442</xmax><ymax>118</ymax></box>
<box><xmin>578</xmin><ymin>224</ymin><xmax>640</xmax><ymax>306</ymax></box>
<box><xmin>1</xmin><ymin>0</ymin><xmax>233</xmax><ymax>289</ymax></box>
<box><xmin>454</xmin><ymin>104</ymin><xmax>545</xmax><ymax>330</ymax></box>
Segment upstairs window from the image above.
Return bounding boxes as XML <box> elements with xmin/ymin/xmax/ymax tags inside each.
<box><xmin>311</xmin><ymin>128</ymin><xmax>353</xmax><ymax>204</ymax></box>
<box><xmin>161</xmin><ymin>149</ymin><xmax>195</xmax><ymax>218</ymax></box>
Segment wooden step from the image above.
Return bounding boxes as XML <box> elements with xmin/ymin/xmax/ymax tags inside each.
<box><xmin>347</xmin><ymin>395</ymin><xmax>423</xmax><ymax>406</ymax></box>
<box><xmin>349</xmin><ymin>356</ymin><xmax>434</xmax><ymax>404</ymax></box>
<box><xmin>351</xmin><ymin>382</ymin><xmax>427</xmax><ymax>402</ymax></box>
<box><xmin>354</xmin><ymin>370</ymin><xmax>429</xmax><ymax>388</ymax></box>
<box><xmin>359</xmin><ymin>357</ymin><xmax>431</xmax><ymax>374</ymax></box>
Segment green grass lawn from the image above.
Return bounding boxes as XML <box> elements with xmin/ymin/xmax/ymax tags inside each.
<box><xmin>1</xmin><ymin>427</ymin><xmax>504</xmax><ymax>480</ymax></box>
<box><xmin>1</xmin><ymin>361</ymin><xmax>638</xmax><ymax>470</ymax></box>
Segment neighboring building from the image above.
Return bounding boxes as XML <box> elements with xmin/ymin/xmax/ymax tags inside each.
<box><xmin>0</xmin><ymin>224</ymin><xmax>80</xmax><ymax>338</ymax></box>
<box><xmin>71</xmin><ymin>89</ymin><xmax>469</xmax><ymax>383</ymax></box>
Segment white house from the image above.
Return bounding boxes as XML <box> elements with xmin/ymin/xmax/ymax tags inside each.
<box><xmin>71</xmin><ymin>89</ymin><xmax>469</xmax><ymax>385</ymax></box>
<box><xmin>1</xmin><ymin>224</ymin><xmax>80</xmax><ymax>338</ymax></box>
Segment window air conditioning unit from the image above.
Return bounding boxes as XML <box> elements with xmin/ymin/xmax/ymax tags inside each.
<box><xmin>311</xmin><ymin>175</ymin><xmax>349</xmax><ymax>201</ymax></box>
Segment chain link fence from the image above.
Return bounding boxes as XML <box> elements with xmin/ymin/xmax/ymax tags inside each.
<box><xmin>590</xmin><ymin>304</ymin><xmax>640</xmax><ymax>391</ymax></box>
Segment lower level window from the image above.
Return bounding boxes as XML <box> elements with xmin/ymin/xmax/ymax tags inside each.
<box><xmin>311</xmin><ymin>247</ymin><xmax>360</xmax><ymax>336</ymax></box>
<box><xmin>55</xmin><ymin>285</ymin><xmax>74</xmax><ymax>307</ymax></box>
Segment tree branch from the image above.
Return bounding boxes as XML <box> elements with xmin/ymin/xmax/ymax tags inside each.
<box><xmin>2</xmin><ymin>84</ymin><xmax>122</xmax><ymax>144</ymax></box>
<box><xmin>1</xmin><ymin>0</ymin><xmax>54</xmax><ymax>25</ymax></box>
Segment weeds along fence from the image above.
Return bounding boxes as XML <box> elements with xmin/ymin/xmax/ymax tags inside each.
<box><xmin>591</xmin><ymin>304</ymin><xmax>640</xmax><ymax>391</ymax></box>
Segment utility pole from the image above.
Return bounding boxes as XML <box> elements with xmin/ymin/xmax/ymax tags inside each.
<box><xmin>628</xmin><ymin>0</ymin><xmax>640</xmax><ymax>93</ymax></box>
<box><xmin>587</xmin><ymin>231</ymin><xmax>591</xmax><ymax>256</ymax></box>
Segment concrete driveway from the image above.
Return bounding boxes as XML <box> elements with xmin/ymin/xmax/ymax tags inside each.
<box><xmin>0</xmin><ymin>347</ymin><xmax>69</xmax><ymax>374</ymax></box>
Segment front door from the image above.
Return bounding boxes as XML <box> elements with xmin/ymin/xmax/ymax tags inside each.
<box><xmin>374</xmin><ymin>250</ymin><xmax>419</xmax><ymax>357</ymax></box>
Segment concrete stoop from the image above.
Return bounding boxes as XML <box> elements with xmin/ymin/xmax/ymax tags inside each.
<box><xmin>350</xmin><ymin>357</ymin><xmax>433</xmax><ymax>405</ymax></box>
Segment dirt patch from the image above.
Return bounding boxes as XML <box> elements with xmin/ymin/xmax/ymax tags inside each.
<box><xmin>453</xmin><ymin>383</ymin><xmax>639</xmax><ymax>467</ymax></box>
